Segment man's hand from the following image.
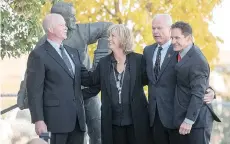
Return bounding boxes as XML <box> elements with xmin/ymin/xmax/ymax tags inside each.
<box><xmin>35</xmin><ymin>120</ymin><xmax>47</xmax><ymax>136</ymax></box>
<box><xmin>204</xmin><ymin>88</ymin><xmax>215</xmax><ymax>104</ymax></box>
<box><xmin>179</xmin><ymin>122</ymin><xmax>192</xmax><ymax>135</ymax></box>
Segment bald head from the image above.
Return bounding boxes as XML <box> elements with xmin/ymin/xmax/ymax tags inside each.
<box><xmin>42</xmin><ymin>13</ymin><xmax>65</xmax><ymax>33</ymax></box>
<box><xmin>27</xmin><ymin>138</ymin><xmax>47</xmax><ymax>144</ymax></box>
<box><xmin>152</xmin><ymin>14</ymin><xmax>172</xmax><ymax>45</ymax></box>
<box><xmin>42</xmin><ymin>13</ymin><xmax>67</xmax><ymax>42</ymax></box>
<box><xmin>153</xmin><ymin>14</ymin><xmax>173</xmax><ymax>27</ymax></box>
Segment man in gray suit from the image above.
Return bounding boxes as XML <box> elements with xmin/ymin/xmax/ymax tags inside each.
<box><xmin>17</xmin><ymin>2</ymin><xmax>112</xmax><ymax>144</ymax></box>
<box><xmin>27</xmin><ymin>13</ymin><xmax>92</xmax><ymax>144</ymax></box>
<box><xmin>171</xmin><ymin>21</ymin><xmax>220</xmax><ymax>144</ymax></box>
<box><xmin>143</xmin><ymin>14</ymin><xmax>216</xmax><ymax>144</ymax></box>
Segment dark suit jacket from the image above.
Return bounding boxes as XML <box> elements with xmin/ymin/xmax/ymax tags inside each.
<box><xmin>83</xmin><ymin>52</ymin><xmax>152</xmax><ymax>144</ymax></box>
<box><xmin>144</xmin><ymin>43</ymin><xmax>178</xmax><ymax>129</ymax></box>
<box><xmin>174</xmin><ymin>45</ymin><xmax>220</xmax><ymax>128</ymax></box>
<box><xmin>26</xmin><ymin>41</ymin><xmax>91</xmax><ymax>133</ymax></box>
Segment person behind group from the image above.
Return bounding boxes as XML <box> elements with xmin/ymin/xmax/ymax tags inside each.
<box><xmin>83</xmin><ymin>24</ymin><xmax>152</xmax><ymax>144</ymax></box>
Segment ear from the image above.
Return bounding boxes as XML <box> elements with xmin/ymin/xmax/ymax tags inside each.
<box><xmin>186</xmin><ymin>34</ymin><xmax>192</xmax><ymax>42</ymax></box>
<box><xmin>48</xmin><ymin>27</ymin><xmax>53</xmax><ymax>33</ymax></box>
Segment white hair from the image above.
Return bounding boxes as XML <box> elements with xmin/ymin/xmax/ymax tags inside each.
<box><xmin>153</xmin><ymin>14</ymin><xmax>173</xmax><ymax>26</ymax></box>
<box><xmin>42</xmin><ymin>13</ymin><xmax>64</xmax><ymax>33</ymax></box>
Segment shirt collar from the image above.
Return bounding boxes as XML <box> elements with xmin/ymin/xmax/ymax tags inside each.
<box><xmin>47</xmin><ymin>39</ymin><xmax>62</xmax><ymax>50</ymax></box>
<box><xmin>157</xmin><ymin>40</ymin><xmax>171</xmax><ymax>51</ymax></box>
<box><xmin>111</xmin><ymin>53</ymin><xmax>128</xmax><ymax>64</ymax></box>
<box><xmin>179</xmin><ymin>44</ymin><xmax>193</xmax><ymax>58</ymax></box>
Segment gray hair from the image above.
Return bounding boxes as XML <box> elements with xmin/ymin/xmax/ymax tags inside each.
<box><xmin>153</xmin><ymin>14</ymin><xmax>173</xmax><ymax>26</ymax></box>
<box><xmin>42</xmin><ymin>13</ymin><xmax>64</xmax><ymax>33</ymax></box>
<box><xmin>107</xmin><ymin>24</ymin><xmax>134</xmax><ymax>54</ymax></box>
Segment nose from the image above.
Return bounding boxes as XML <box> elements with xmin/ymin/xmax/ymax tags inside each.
<box><xmin>171</xmin><ymin>38</ymin><xmax>176</xmax><ymax>44</ymax></box>
<box><xmin>153</xmin><ymin>28</ymin><xmax>158</xmax><ymax>34</ymax></box>
<box><xmin>108</xmin><ymin>36</ymin><xmax>112</xmax><ymax>41</ymax></box>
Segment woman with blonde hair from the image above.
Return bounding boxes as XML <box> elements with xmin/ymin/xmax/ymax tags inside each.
<box><xmin>83</xmin><ymin>24</ymin><xmax>152</xmax><ymax>144</ymax></box>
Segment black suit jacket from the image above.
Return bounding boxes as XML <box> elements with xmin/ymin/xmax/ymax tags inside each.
<box><xmin>144</xmin><ymin>43</ymin><xmax>178</xmax><ymax>129</ymax></box>
<box><xmin>83</xmin><ymin>52</ymin><xmax>152</xmax><ymax>144</ymax></box>
<box><xmin>174</xmin><ymin>45</ymin><xmax>220</xmax><ymax>128</ymax></box>
<box><xmin>26</xmin><ymin>41</ymin><xmax>91</xmax><ymax>133</ymax></box>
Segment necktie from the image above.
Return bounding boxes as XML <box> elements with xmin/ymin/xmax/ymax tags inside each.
<box><xmin>60</xmin><ymin>45</ymin><xmax>74</xmax><ymax>77</ymax></box>
<box><xmin>154</xmin><ymin>47</ymin><xmax>163</xmax><ymax>80</ymax></box>
<box><xmin>177</xmin><ymin>53</ymin><xmax>181</xmax><ymax>62</ymax></box>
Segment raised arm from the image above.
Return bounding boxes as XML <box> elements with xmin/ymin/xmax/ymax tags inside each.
<box><xmin>79</xmin><ymin>22</ymin><xmax>112</xmax><ymax>69</ymax></box>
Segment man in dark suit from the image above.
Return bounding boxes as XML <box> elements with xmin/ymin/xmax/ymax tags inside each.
<box><xmin>26</xmin><ymin>13</ymin><xmax>91</xmax><ymax>144</ymax></box>
<box><xmin>143</xmin><ymin>14</ymin><xmax>216</xmax><ymax>144</ymax></box>
<box><xmin>171</xmin><ymin>21</ymin><xmax>220</xmax><ymax>144</ymax></box>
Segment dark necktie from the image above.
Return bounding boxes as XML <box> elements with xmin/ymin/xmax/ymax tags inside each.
<box><xmin>177</xmin><ymin>53</ymin><xmax>181</xmax><ymax>62</ymax></box>
<box><xmin>60</xmin><ymin>45</ymin><xmax>74</xmax><ymax>77</ymax></box>
<box><xmin>154</xmin><ymin>47</ymin><xmax>163</xmax><ymax>80</ymax></box>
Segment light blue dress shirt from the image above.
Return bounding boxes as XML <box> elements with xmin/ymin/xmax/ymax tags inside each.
<box><xmin>47</xmin><ymin>39</ymin><xmax>75</xmax><ymax>74</ymax></box>
<box><xmin>152</xmin><ymin>40</ymin><xmax>172</xmax><ymax>68</ymax></box>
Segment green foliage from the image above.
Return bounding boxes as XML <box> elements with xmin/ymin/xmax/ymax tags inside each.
<box><xmin>1</xmin><ymin>0</ymin><xmax>44</xmax><ymax>59</ymax></box>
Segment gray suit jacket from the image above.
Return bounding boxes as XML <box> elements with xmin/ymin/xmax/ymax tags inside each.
<box><xmin>26</xmin><ymin>41</ymin><xmax>91</xmax><ymax>133</ymax></box>
<box><xmin>144</xmin><ymin>43</ymin><xmax>177</xmax><ymax>129</ymax></box>
<box><xmin>174</xmin><ymin>45</ymin><xmax>220</xmax><ymax>128</ymax></box>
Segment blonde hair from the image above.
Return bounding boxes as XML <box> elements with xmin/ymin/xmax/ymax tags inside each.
<box><xmin>107</xmin><ymin>24</ymin><xmax>134</xmax><ymax>54</ymax></box>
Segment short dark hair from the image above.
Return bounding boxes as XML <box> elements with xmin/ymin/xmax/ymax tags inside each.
<box><xmin>171</xmin><ymin>21</ymin><xmax>192</xmax><ymax>36</ymax></box>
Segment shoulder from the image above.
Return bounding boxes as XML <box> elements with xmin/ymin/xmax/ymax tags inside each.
<box><xmin>144</xmin><ymin>43</ymin><xmax>157</xmax><ymax>50</ymax></box>
<box><xmin>127</xmin><ymin>52</ymin><xmax>144</xmax><ymax>63</ymax></box>
<box><xmin>30</xmin><ymin>42</ymin><xmax>47</xmax><ymax>57</ymax></box>
<box><xmin>97</xmin><ymin>53</ymin><xmax>112</xmax><ymax>65</ymax></box>
<box><xmin>143</xmin><ymin>43</ymin><xmax>157</xmax><ymax>54</ymax></box>
<box><xmin>129</xmin><ymin>52</ymin><xmax>143</xmax><ymax>58</ymax></box>
<box><xmin>192</xmin><ymin>45</ymin><xmax>208</xmax><ymax>64</ymax></box>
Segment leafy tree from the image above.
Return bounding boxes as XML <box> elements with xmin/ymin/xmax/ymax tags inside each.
<box><xmin>1</xmin><ymin>0</ymin><xmax>223</xmax><ymax>68</ymax></box>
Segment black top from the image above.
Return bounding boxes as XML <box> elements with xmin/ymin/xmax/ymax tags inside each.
<box><xmin>110</xmin><ymin>55</ymin><xmax>132</xmax><ymax>126</ymax></box>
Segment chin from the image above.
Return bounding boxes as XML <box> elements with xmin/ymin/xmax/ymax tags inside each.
<box><xmin>173</xmin><ymin>47</ymin><xmax>180</xmax><ymax>51</ymax></box>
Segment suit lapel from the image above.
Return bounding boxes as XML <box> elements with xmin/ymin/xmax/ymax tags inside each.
<box><xmin>175</xmin><ymin>46</ymin><xmax>195</xmax><ymax>69</ymax></box>
<box><xmin>157</xmin><ymin>45</ymin><xmax>176</xmax><ymax>82</ymax></box>
<box><xmin>64</xmin><ymin>45</ymin><xmax>77</xmax><ymax>66</ymax></box>
<box><xmin>45</xmin><ymin>41</ymin><xmax>74</xmax><ymax>79</ymax></box>
<box><xmin>104</xmin><ymin>54</ymin><xmax>112</xmax><ymax>100</ymax></box>
<box><xmin>128</xmin><ymin>53</ymin><xmax>136</xmax><ymax>98</ymax></box>
<box><xmin>64</xmin><ymin>46</ymin><xmax>78</xmax><ymax>80</ymax></box>
<box><xmin>148</xmin><ymin>44</ymin><xmax>157</xmax><ymax>83</ymax></box>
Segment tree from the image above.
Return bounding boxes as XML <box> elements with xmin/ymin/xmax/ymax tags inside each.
<box><xmin>1</xmin><ymin>0</ymin><xmax>223</xmax><ymax>68</ymax></box>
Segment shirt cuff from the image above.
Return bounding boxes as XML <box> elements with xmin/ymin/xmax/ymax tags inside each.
<box><xmin>184</xmin><ymin>118</ymin><xmax>195</xmax><ymax>125</ymax></box>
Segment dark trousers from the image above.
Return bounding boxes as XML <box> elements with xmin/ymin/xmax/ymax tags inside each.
<box><xmin>112</xmin><ymin>125</ymin><xmax>136</xmax><ymax>144</ymax></box>
<box><xmin>152</xmin><ymin>109</ymin><xmax>178</xmax><ymax>144</ymax></box>
<box><xmin>51</xmin><ymin>120</ymin><xmax>85</xmax><ymax>144</ymax></box>
<box><xmin>176</xmin><ymin>126</ymin><xmax>213</xmax><ymax>144</ymax></box>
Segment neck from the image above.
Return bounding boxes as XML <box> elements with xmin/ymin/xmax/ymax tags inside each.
<box><xmin>47</xmin><ymin>35</ymin><xmax>63</xmax><ymax>45</ymax></box>
<box><xmin>113</xmin><ymin>49</ymin><xmax>126</xmax><ymax>64</ymax></box>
